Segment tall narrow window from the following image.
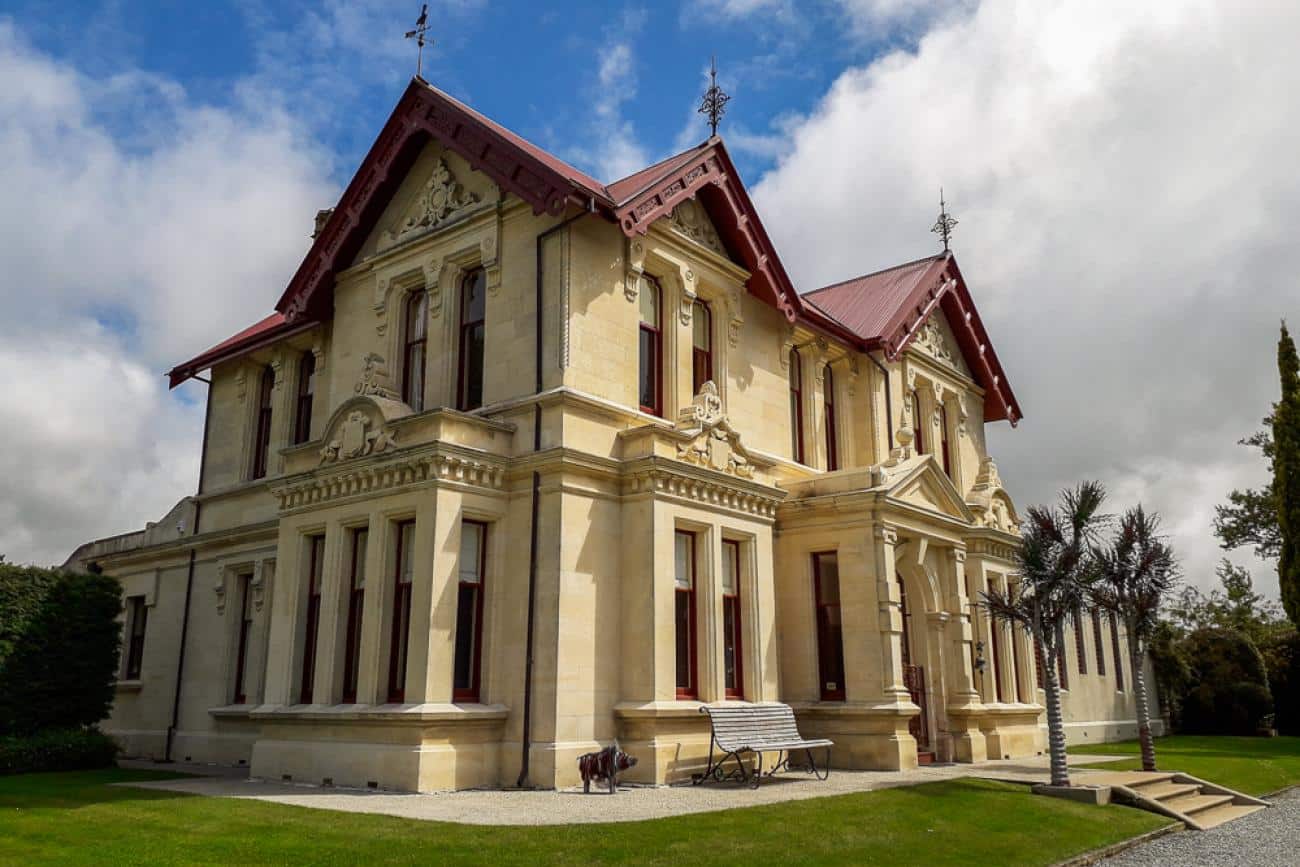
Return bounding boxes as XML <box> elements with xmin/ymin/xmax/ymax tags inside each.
<box><xmin>457</xmin><ymin>268</ymin><xmax>486</xmax><ymax>411</ymax></box>
<box><xmin>299</xmin><ymin>535</ymin><xmax>325</xmax><ymax>703</ymax></box>
<box><xmin>341</xmin><ymin>528</ymin><xmax>368</xmax><ymax>704</ymax></box>
<box><xmin>402</xmin><ymin>291</ymin><xmax>427</xmax><ymax>411</ymax></box>
<box><xmin>232</xmin><ymin>573</ymin><xmax>253</xmax><ymax>703</ymax></box>
<box><xmin>911</xmin><ymin>390</ymin><xmax>925</xmax><ymax>455</ymax></box>
<box><xmin>813</xmin><ymin>552</ymin><xmax>845</xmax><ymax>701</ymax></box>
<box><xmin>692</xmin><ymin>301</ymin><xmax>713</xmax><ymax>393</ymax></box>
<box><xmin>1073</xmin><ymin>608</ymin><xmax>1088</xmax><ymax>675</ymax></box>
<box><xmin>387</xmin><ymin>521</ymin><xmax>416</xmax><ymax>703</ymax></box>
<box><xmin>1056</xmin><ymin>623</ymin><xmax>1069</xmax><ymax>690</ymax></box>
<box><xmin>251</xmin><ymin>365</ymin><xmax>274</xmax><ymax>480</ymax></box>
<box><xmin>789</xmin><ymin>349</ymin><xmax>805</xmax><ymax>463</ymax></box>
<box><xmin>293</xmin><ymin>352</ymin><xmax>316</xmax><ymax>445</ymax></box>
<box><xmin>939</xmin><ymin>402</ymin><xmax>952</xmax><ymax>476</ymax></box>
<box><xmin>722</xmin><ymin>540</ymin><xmax>743</xmax><ymax>699</ymax></box>
<box><xmin>638</xmin><ymin>276</ymin><xmax>663</xmax><ymax>415</ymax></box>
<box><xmin>453</xmin><ymin>521</ymin><xmax>487</xmax><ymax>702</ymax></box>
<box><xmin>824</xmin><ymin>366</ymin><xmax>839</xmax><ymax>471</ymax></box>
<box><xmin>989</xmin><ymin>607</ymin><xmax>1006</xmax><ymax>703</ymax></box>
<box><xmin>124</xmin><ymin>596</ymin><xmax>147</xmax><ymax>680</ymax></box>
<box><xmin>674</xmin><ymin>531</ymin><xmax>698</xmax><ymax>699</ymax></box>
<box><xmin>1110</xmin><ymin>612</ymin><xmax>1125</xmax><ymax>691</ymax></box>
<box><xmin>1009</xmin><ymin>580</ymin><xmax>1026</xmax><ymax>701</ymax></box>
<box><xmin>1091</xmin><ymin>609</ymin><xmax>1107</xmax><ymax>676</ymax></box>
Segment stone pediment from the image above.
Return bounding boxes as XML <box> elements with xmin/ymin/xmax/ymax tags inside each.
<box><xmin>672</xmin><ymin>381</ymin><xmax>755</xmax><ymax>478</ymax></box>
<box><xmin>379</xmin><ymin>155</ymin><xmax>485</xmax><ymax>252</ymax></box>
<box><xmin>317</xmin><ymin>394</ymin><xmax>411</xmax><ymax>465</ymax></box>
<box><xmin>872</xmin><ymin>456</ymin><xmax>974</xmax><ymax>522</ymax></box>
<box><xmin>664</xmin><ymin>198</ymin><xmax>726</xmax><ymax>257</ymax></box>
<box><xmin>966</xmin><ymin>456</ymin><xmax>1021</xmax><ymax>535</ymax></box>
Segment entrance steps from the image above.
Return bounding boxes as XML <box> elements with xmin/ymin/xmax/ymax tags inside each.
<box><xmin>1084</xmin><ymin>770</ymin><xmax>1269</xmax><ymax>830</ymax></box>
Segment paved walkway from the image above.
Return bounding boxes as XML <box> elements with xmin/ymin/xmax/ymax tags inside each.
<box><xmin>1098</xmin><ymin>787</ymin><xmax>1298</xmax><ymax>866</ymax></box>
<box><xmin>115</xmin><ymin>754</ymin><xmax>1125</xmax><ymax>826</ymax></box>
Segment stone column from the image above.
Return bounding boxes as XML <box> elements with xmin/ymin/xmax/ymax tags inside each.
<box><xmin>943</xmin><ymin>547</ymin><xmax>986</xmax><ymax>762</ymax></box>
<box><xmin>408</xmin><ymin>489</ymin><xmax>454</xmax><ymax>704</ymax></box>
<box><xmin>873</xmin><ymin>526</ymin><xmax>912</xmax><ymax>703</ymax></box>
<box><xmin>838</xmin><ymin>532</ymin><xmax>882</xmax><ymax>702</ymax></box>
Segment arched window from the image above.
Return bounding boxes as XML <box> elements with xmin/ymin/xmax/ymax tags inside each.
<box><xmin>939</xmin><ymin>401</ymin><xmax>951</xmax><ymax>476</ymax></box>
<box><xmin>911</xmin><ymin>390</ymin><xmax>925</xmax><ymax>454</ymax></box>
<box><xmin>638</xmin><ymin>277</ymin><xmax>663</xmax><ymax>415</ymax></box>
<box><xmin>293</xmin><ymin>352</ymin><xmax>315</xmax><ymax>445</ymax></box>
<box><xmin>789</xmin><ymin>349</ymin><xmax>805</xmax><ymax>463</ymax></box>
<box><xmin>824</xmin><ymin>366</ymin><xmax>839</xmax><ymax>471</ymax></box>
<box><xmin>402</xmin><ymin>292</ymin><xmax>428</xmax><ymax>411</ymax></box>
<box><xmin>692</xmin><ymin>300</ymin><xmax>713</xmax><ymax>393</ymax></box>
<box><xmin>251</xmin><ymin>365</ymin><xmax>274</xmax><ymax>480</ymax></box>
<box><xmin>457</xmin><ymin>268</ymin><xmax>486</xmax><ymax>411</ymax></box>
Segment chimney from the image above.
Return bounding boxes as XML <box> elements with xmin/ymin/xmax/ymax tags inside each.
<box><xmin>312</xmin><ymin>208</ymin><xmax>335</xmax><ymax>239</ymax></box>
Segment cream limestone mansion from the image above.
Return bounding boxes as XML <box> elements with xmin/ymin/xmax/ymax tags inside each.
<box><xmin>67</xmin><ymin>78</ymin><xmax>1152</xmax><ymax>792</ymax></box>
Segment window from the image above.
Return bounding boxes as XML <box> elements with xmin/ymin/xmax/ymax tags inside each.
<box><xmin>824</xmin><ymin>366</ymin><xmax>839</xmax><ymax>471</ymax></box>
<box><xmin>722</xmin><ymin>540</ymin><xmax>743</xmax><ymax>699</ymax></box>
<box><xmin>341</xmin><ymin>528</ymin><xmax>368</xmax><ymax>704</ymax></box>
<box><xmin>1056</xmin><ymin>623</ymin><xmax>1069</xmax><ymax>690</ymax></box>
<box><xmin>1073</xmin><ymin>608</ymin><xmax>1088</xmax><ymax>675</ymax></box>
<box><xmin>124</xmin><ymin>596</ymin><xmax>147</xmax><ymax>680</ymax></box>
<box><xmin>387</xmin><ymin>521</ymin><xmax>416</xmax><ymax>703</ymax></box>
<box><xmin>939</xmin><ymin>402</ymin><xmax>952</xmax><ymax>476</ymax></box>
<box><xmin>789</xmin><ymin>349</ymin><xmax>805</xmax><ymax>463</ymax></box>
<box><xmin>813</xmin><ymin>552</ymin><xmax>845</xmax><ymax>701</ymax></box>
<box><xmin>457</xmin><ymin>268</ymin><xmax>486</xmax><ymax>411</ymax></box>
<box><xmin>1110</xmin><ymin>612</ymin><xmax>1125</xmax><ymax>691</ymax></box>
<box><xmin>989</xmin><ymin>606</ymin><xmax>1005</xmax><ymax>703</ymax></box>
<box><xmin>293</xmin><ymin>352</ymin><xmax>315</xmax><ymax>445</ymax></box>
<box><xmin>1009</xmin><ymin>580</ymin><xmax>1026</xmax><ymax>702</ymax></box>
<box><xmin>692</xmin><ymin>300</ymin><xmax>713</xmax><ymax>393</ymax></box>
<box><xmin>232</xmin><ymin>573</ymin><xmax>253</xmax><ymax>703</ymax></box>
<box><xmin>674</xmin><ymin>531</ymin><xmax>698</xmax><ymax>699</ymax></box>
<box><xmin>1091</xmin><ymin>609</ymin><xmax>1107</xmax><ymax>676</ymax></box>
<box><xmin>911</xmin><ymin>390</ymin><xmax>925</xmax><ymax>455</ymax></box>
<box><xmin>299</xmin><ymin>535</ymin><xmax>325</xmax><ymax>703</ymax></box>
<box><xmin>453</xmin><ymin>521</ymin><xmax>487</xmax><ymax>702</ymax></box>
<box><xmin>251</xmin><ymin>365</ymin><xmax>274</xmax><ymax>480</ymax></box>
<box><xmin>638</xmin><ymin>276</ymin><xmax>663</xmax><ymax>415</ymax></box>
<box><xmin>402</xmin><ymin>291</ymin><xmax>428</xmax><ymax>411</ymax></box>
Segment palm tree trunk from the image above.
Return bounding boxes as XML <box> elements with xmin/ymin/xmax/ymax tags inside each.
<box><xmin>1041</xmin><ymin>635</ymin><xmax>1070</xmax><ymax>787</ymax></box>
<box><xmin>1128</xmin><ymin>635</ymin><xmax>1157</xmax><ymax>772</ymax></box>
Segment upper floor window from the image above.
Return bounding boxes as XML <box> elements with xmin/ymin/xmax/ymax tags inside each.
<box><xmin>251</xmin><ymin>366</ymin><xmax>274</xmax><ymax>480</ymax></box>
<box><xmin>402</xmin><ymin>291</ymin><xmax>427</xmax><ymax>411</ymax></box>
<box><xmin>824</xmin><ymin>366</ymin><xmax>839</xmax><ymax>472</ymax></box>
<box><xmin>124</xmin><ymin>595</ymin><xmax>147</xmax><ymax>681</ymax></box>
<box><xmin>638</xmin><ymin>277</ymin><xmax>663</xmax><ymax>416</ymax></box>
<box><xmin>458</xmin><ymin>268</ymin><xmax>486</xmax><ymax>411</ymax></box>
<box><xmin>453</xmin><ymin>521</ymin><xmax>487</xmax><ymax>702</ymax></box>
<box><xmin>722</xmin><ymin>539</ymin><xmax>743</xmax><ymax>699</ymax></box>
<box><xmin>789</xmin><ymin>349</ymin><xmax>805</xmax><ymax>464</ymax></box>
<box><xmin>939</xmin><ymin>402</ymin><xmax>951</xmax><ymax>476</ymax></box>
<box><xmin>674</xmin><ymin>530</ymin><xmax>698</xmax><ymax>699</ymax></box>
<box><xmin>293</xmin><ymin>352</ymin><xmax>315</xmax><ymax>445</ymax></box>
<box><xmin>911</xmin><ymin>390</ymin><xmax>925</xmax><ymax>455</ymax></box>
<box><xmin>692</xmin><ymin>301</ymin><xmax>713</xmax><ymax>393</ymax></box>
<box><xmin>299</xmin><ymin>535</ymin><xmax>325</xmax><ymax>703</ymax></box>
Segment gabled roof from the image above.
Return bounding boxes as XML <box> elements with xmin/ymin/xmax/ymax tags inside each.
<box><xmin>166</xmin><ymin>312</ymin><xmax>307</xmax><ymax>389</ymax></box>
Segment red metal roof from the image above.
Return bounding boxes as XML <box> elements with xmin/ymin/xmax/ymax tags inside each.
<box><xmin>804</xmin><ymin>255</ymin><xmax>948</xmax><ymax>342</ymax></box>
<box><xmin>167</xmin><ymin>312</ymin><xmax>299</xmax><ymax>389</ymax></box>
<box><xmin>605</xmin><ymin>143</ymin><xmax>711</xmax><ymax>204</ymax></box>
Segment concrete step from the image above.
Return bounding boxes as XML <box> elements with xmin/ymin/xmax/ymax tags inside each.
<box><xmin>1140</xmin><ymin>781</ymin><xmax>1201</xmax><ymax>802</ymax></box>
<box><xmin>1162</xmin><ymin>793</ymin><xmax>1235</xmax><ymax>816</ymax></box>
<box><xmin>1193</xmin><ymin>802</ymin><xmax>1268</xmax><ymax>830</ymax></box>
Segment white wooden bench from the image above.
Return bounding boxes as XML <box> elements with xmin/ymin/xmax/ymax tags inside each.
<box><xmin>695</xmin><ymin>703</ymin><xmax>833</xmax><ymax>787</ymax></box>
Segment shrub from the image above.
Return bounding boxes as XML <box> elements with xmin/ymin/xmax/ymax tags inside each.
<box><xmin>0</xmin><ymin>727</ymin><xmax>119</xmax><ymax>775</ymax></box>
<box><xmin>1261</xmin><ymin>629</ymin><xmax>1300</xmax><ymax>734</ymax></box>
<box><xmin>1179</xmin><ymin>628</ymin><xmax>1273</xmax><ymax>734</ymax></box>
<box><xmin>0</xmin><ymin>564</ymin><xmax>123</xmax><ymax>736</ymax></box>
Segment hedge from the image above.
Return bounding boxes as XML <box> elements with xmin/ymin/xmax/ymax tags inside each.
<box><xmin>1179</xmin><ymin>628</ymin><xmax>1274</xmax><ymax>734</ymax></box>
<box><xmin>0</xmin><ymin>727</ymin><xmax>119</xmax><ymax>775</ymax></box>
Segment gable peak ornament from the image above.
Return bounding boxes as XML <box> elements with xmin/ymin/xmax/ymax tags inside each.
<box><xmin>404</xmin><ymin>4</ymin><xmax>433</xmax><ymax>78</ymax></box>
<box><xmin>698</xmin><ymin>56</ymin><xmax>731</xmax><ymax>138</ymax></box>
<box><xmin>931</xmin><ymin>187</ymin><xmax>958</xmax><ymax>252</ymax></box>
<box><xmin>395</xmin><ymin>158</ymin><xmax>479</xmax><ymax>241</ymax></box>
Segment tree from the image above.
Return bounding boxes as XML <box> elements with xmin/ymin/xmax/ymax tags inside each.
<box><xmin>1278</xmin><ymin>322</ymin><xmax>1300</xmax><ymax>625</ymax></box>
<box><xmin>1089</xmin><ymin>506</ymin><xmax>1179</xmax><ymax>771</ymax></box>
<box><xmin>1214</xmin><ymin>428</ymin><xmax>1280</xmax><ymax>560</ymax></box>
<box><xmin>982</xmin><ymin>481</ymin><xmax>1105</xmax><ymax>788</ymax></box>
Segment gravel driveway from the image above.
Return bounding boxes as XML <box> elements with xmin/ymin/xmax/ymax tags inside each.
<box><xmin>1098</xmin><ymin>787</ymin><xmax>1298</xmax><ymax>866</ymax></box>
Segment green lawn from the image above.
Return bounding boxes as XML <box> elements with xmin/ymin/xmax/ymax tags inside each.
<box><xmin>1072</xmin><ymin>734</ymin><xmax>1300</xmax><ymax>796</ymax></box>
<box><xmin>0</xmin><ymin>767</ymin><xmax>1166</xmax><ymax>866</ymax></box>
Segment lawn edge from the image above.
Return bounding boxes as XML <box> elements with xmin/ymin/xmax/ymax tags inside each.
<box><xmin>1048</xmin><ymin>822</ymin><xmax>1183</xmax><ymax>867</ymax></box>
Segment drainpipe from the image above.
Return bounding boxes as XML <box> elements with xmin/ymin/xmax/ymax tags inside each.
<box><xmin>164</xmin><ymin>377</ymin><xmax>211</xmax><ymax>763</ymax></box>
<box><xmin>867</xmin><ymin>351</ymin><xmax>895</xmax><ymax>452</ymax></box>
<box><xmin>517</xmin><ymin>199</ymin><xmax>594</xmax><ymax>788</ymax></box>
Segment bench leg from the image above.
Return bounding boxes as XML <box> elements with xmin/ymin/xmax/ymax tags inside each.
<box><xmin>804</xmin><ymin>746</ymin><xmax>831</xmax><ymax>781</ymax></box>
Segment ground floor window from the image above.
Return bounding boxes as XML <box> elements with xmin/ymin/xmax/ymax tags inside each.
<box><xmin>341</xmin><ymin>528</ymin><xmax>368</xmax><ymax>704</ymax></box>
<box><xmin>812</xmin><ymin>551</ymin><xmax>845</xmax><ymax>701</ymax></box>
<box><xmin>1110</xmin><ymin>612</ymin><xmax>1125</xmax><ymax>691</ymax></box>
<box><xmin>299</xmin><ymin>535</ymin><xmax>325</xmax><ymax>703</ymax></box>
<box><xmin>674</xmin><ymin>530</ymin><xmax>698</xmax><ymax>699</ymax></box>
<box><xmin>232</xmin><ymin>573</ymin><xmax>253</xmax><ymax>703</ymax></box>
<box><xmin>453</xmin><ymin>520</ymin><xmax>487</xmax><ymax>702</ymax></box>
<box><xmin>722</xmin><ymin>539</ymin><xmax>743</xmax><ymax>698</ymax></box>
<box><xmin>387</xmin><ymin>520</ymin><xmax>416</xmax><ymax>703</ymax></box>
<box><xmin>124</xmin><ymin>595</ymin><xmax>147</xmax><ymax>680</ymax></box>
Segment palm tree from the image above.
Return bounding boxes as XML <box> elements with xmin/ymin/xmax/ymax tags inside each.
<box><xmin>1090</xmin><ymin>505</ymin><xmax>1179</xmax><ymax>772</ymax></box>
<box><xmin>982</xmin><ymin>482</ymin><xmax>1106</xmax><ymax>787</ymax></box>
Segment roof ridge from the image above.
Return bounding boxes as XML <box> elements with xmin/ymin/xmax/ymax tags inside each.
<box><xmin>605</xmin><ymin>141</ymin><xmax>712</xmax><ymax>203</ymax></box>
<box><xmin>804</xmin><ymin>252</ymin><xmax>948</xmax><ymax>296</ymax></box>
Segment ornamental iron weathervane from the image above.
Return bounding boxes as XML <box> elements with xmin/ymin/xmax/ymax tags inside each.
<box><xmin>405</xmin><ymin>4</ymin><xmax>432</xmax><ymax>78</ymax></box>
<box><xmin>932</xmin><ymin>188</ymin><xmax>958</xmax><ymax>252</ymax></box>
<box><xmin>698</xmin><ymin>56</ymin><xmax>731</xmax><ymax>137</ymax></box>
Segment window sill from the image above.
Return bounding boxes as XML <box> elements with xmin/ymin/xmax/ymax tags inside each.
<box><xmin>248</xmin><ymin>702</ymin><xmax>509</xmax><ymax>725</ymax></box>
<box><xmin>209</xmin><ymin>705</ymin><xmax>254</xmax><ymax>719</ymax></box>
<box><xmin>115</xmin><ymin>680</ymin><xmax>143</xmax><ymax>692</ymax></box>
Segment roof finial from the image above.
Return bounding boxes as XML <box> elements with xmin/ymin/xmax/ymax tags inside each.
<box><xmin>931</xmin><ymin>187</ymin><xmax>958</xmax><ymax>253</ymax></box>
<box><xmin>404</xmin><ymin>4</ymin><xmax>432</xmax><ymax>78</ymax></box>
<box><xmin>698</xmin><ymin>55</ymin><xmax>731</xmax><ymax>138</ymax></box>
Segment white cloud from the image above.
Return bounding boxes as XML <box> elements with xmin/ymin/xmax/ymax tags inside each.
<box><xmin>753</xmin><ymin>0</ymin><xmax>1298</xmax><ymax>594</ymax></box>
<box><xmin>565</xmin><ymin>9</ymin><xmax>652</xmax><ymax>182</ymax></box>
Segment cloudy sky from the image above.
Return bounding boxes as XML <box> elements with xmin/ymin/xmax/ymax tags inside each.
<box><xmin>0</xmin><ymin>1</ymin><xmax>1292</xmax><ymax>597</ymax></box>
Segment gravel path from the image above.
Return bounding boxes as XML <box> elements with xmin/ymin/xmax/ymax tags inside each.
<box><xmin>1098</xmin><ymin>787</ymin><xmax>1299</xmax><ymax>866</ymax></box>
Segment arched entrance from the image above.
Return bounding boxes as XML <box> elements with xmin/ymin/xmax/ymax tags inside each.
<box><xmin>895</xmin><ymin>544</ymin><xmax>948</xmax><ymax>763</ymax></box>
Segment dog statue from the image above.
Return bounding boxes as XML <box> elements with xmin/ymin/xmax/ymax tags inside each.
<box><xmin>577</xmin><ymin>743</ymin><xmax>638</xmax><ymax>794</ymax></box>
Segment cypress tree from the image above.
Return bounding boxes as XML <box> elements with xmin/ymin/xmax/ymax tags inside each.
<box><xmin>1277</xmin><ymin>322</ymin><xmax>1300</xmax><ymax>626</ymax></box>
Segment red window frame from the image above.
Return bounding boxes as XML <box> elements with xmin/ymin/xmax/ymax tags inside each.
<box><xmin>1056</xmin><ymin>623</ymin><xmax>1069</xmax><ymax>690</ymax></box>
<box><xmin>692</xmin><ymin>300</ymin><xmax>713</xmax><ymax>393</ymax></box>
<box><xmin>911</xmin><ymin>390</ymin><xmax>925</xmax><ymax>455</ymax></box>
<box><xmin>674</xmin><ymin>530</ymin><xmax>698</xmax><ymax>699</ymax></box>
<box><xmin>124</xmin><ymin>595</ymin><xmax>147</xmax><ymax>680</ymax></box>
<box><xmin>639</xmin><ymin>276</ymin><xmax>664</xmax><ymax>416</ymax></box>
<box><xmin>341</xmin><ymin>527</ymin><xmax>368</xmax><ymax>704</ymax></box>
<box><xmin>813</xmin><ymin>551</ymin><xmax>846</xmax><ymax>701</ymax></box>
<box><xmin>789</xmin><ymin>349</ymin><xmax>805</xmax><ymax>463</ymax></box>
<box><xmin>251</xmin><ymin>365</ymin><xmax>274</xmax><ymax>480</ymax></box>
<box><xmin>293</xmin><ymin>352</ymin><xmax>315</xmax><ymax>445</ymax></box>
<box><xmin>939</xmin><ymin>402</ymin><xmax>951</xmax><ymax>476</ymax></box>
<box><xmin>1091</xmin><ymin>609</ymin><xmax>1107</xmax><ymax>676</ymax></box>
<box><xmin>1008</xmin><ymin>580</ymin><xmax>1026</xmax><ymax>702</ymax></box>
<box><xmin>722</xmin><ymin>539</ymin><xmax>744</xmax><ymax>699</ymax></box>
<box><xmin>232</xmin><ymin>573</ymin><xmax>253</xmax><ymax>704</ymax></box>
<box><xmin>387</xmin><ymin>520</ymin><xmax>416</xmax><ymax>703</ymax></box>
<box><xmin>989</xmin><ymin>608</ymin><xmax>1005</xmax><ymax>703</ymax></box>
<box><xmin>457</xmin><ymin>268</ymin><xmax>486</xmax><ymax>411</ymax></box>
<box><xmin>1110</xmin><ymin>612</ymin><xmax>1125</xmax><ymax>691</ymax></box>
<box><xmin>402</xmin><ymin>291</ymin><xmax>427</xmax><ymax>411</ymax></box>
<box><xmin>453</xmin><ymin>520</ymin><xmax>488</xmax><ymax>702</ymax></box>
<box><xmin>824</xmin><ymin>366</ymin><xmax>839</xmax><ymax>471</ymax></box>
<box><xmin>299</xmin><ymin>535</ymin><xmax>325</xmax><ymax>703</ymax></box>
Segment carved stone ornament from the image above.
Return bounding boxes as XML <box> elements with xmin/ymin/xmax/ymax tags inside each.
<box><xmin>354</xmin><ymin>352</ymin><xmax>399</xmax><ymax>401</ymax></box>
<box><xmin>625</xmin><ymin>239</ymin><xmax>646</xmax><ymax>303</ymax></box>
<box><xmin>726</xmin><ymin>286</ymin><xmax>743</xmax><ymax>348</ymax></box>
<box><xmin>916</xmin><ymin>316</ymin><xmax>957</xmax><ymax>367</ymax></box>
<box><xmin>966</xmin><ymin>456</ymin><xmax>1021</xmax><ymax>535</ymax></box>
<box><xmin>387</xmin><ymin>158</ymin><xmax>481</xmax><ymax>245</ymax></box>
<box><xmin>668</xmin><ymin>198</ymin><xmax>725</xmax><ymax>255</ymax></box>
<box><xmin>673</xmin><ymin>381</ymin><xmax>754</xmax><ymax>478</ymax></box>
<box><xmin>319</xmin><ymin>410</ymin><xmax>398</xmax><ymax>464</ymax></box>
<box><xmin>956</xmin><ymin>394</ymin><xmax>970</xmax><ymax>436</ymax></box>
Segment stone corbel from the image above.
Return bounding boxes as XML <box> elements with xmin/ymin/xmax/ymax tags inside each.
<box><xmin>480</xmin><ymin>234</ymin><xmax>501</xmax><ymax>297</ymax></box>
<box><xmin>269</xmin><ymin>351</ymin><xmax>285</xmax><ymax>389</ymax></box>
<box><xmin>932</xmin><ymin>381</ymin><xmax>947</xmax><ymax>424</ymax></box>
<box><xmin>845</xmin><ymin>355</ymin><xmax>861</xmax><ymax>397</ymax></box>
<box><xmin>957</xmin><ymin>394</ymin><xmax>970</xmax><ymax>436</ymax></box>
<box><xmin>235</xmin><ymin>368</ymin><xmax>247</xmax><ymax>403</ymax></box>
<box><xmin>813</xmin><ymin>337</ymin><xmax>829</xmax><ymax>385</ymax></box>
<box><xmin>676</xmin><ymin>266</ymin><xmax>698</xmax><ymax>326</ymax></box>
<box><xmin>624</xmin><ymin>238</ymin><xmax>646</xmax><ymax>303</ymax></box>
<box><xmin>311</xmin><ymin>339</ymin><xmax>326</xmax><ymax>373</ymax></box>
<box><xmin>725</xmin><ymin>286</ymin><xmax>744</xmax><ymax>348</ymax></box>
<box><xmin>779</xmin><ymin>325</ymin><xmax>795</xmax><ymax>369</ymax></box>
<box><xmin>251</xmin><ymin>560</ymin><xmax>272</xmax><ymax>612</ymax></box>
<box><xmin>424</xmin><ymin>257</ymin><xmax>447</xmax><ymax>319</ymax></box>
<box><xmin>213</xmin><ymin>563</ymin><xmax>231</xmax><ymax>615</ymax></box>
